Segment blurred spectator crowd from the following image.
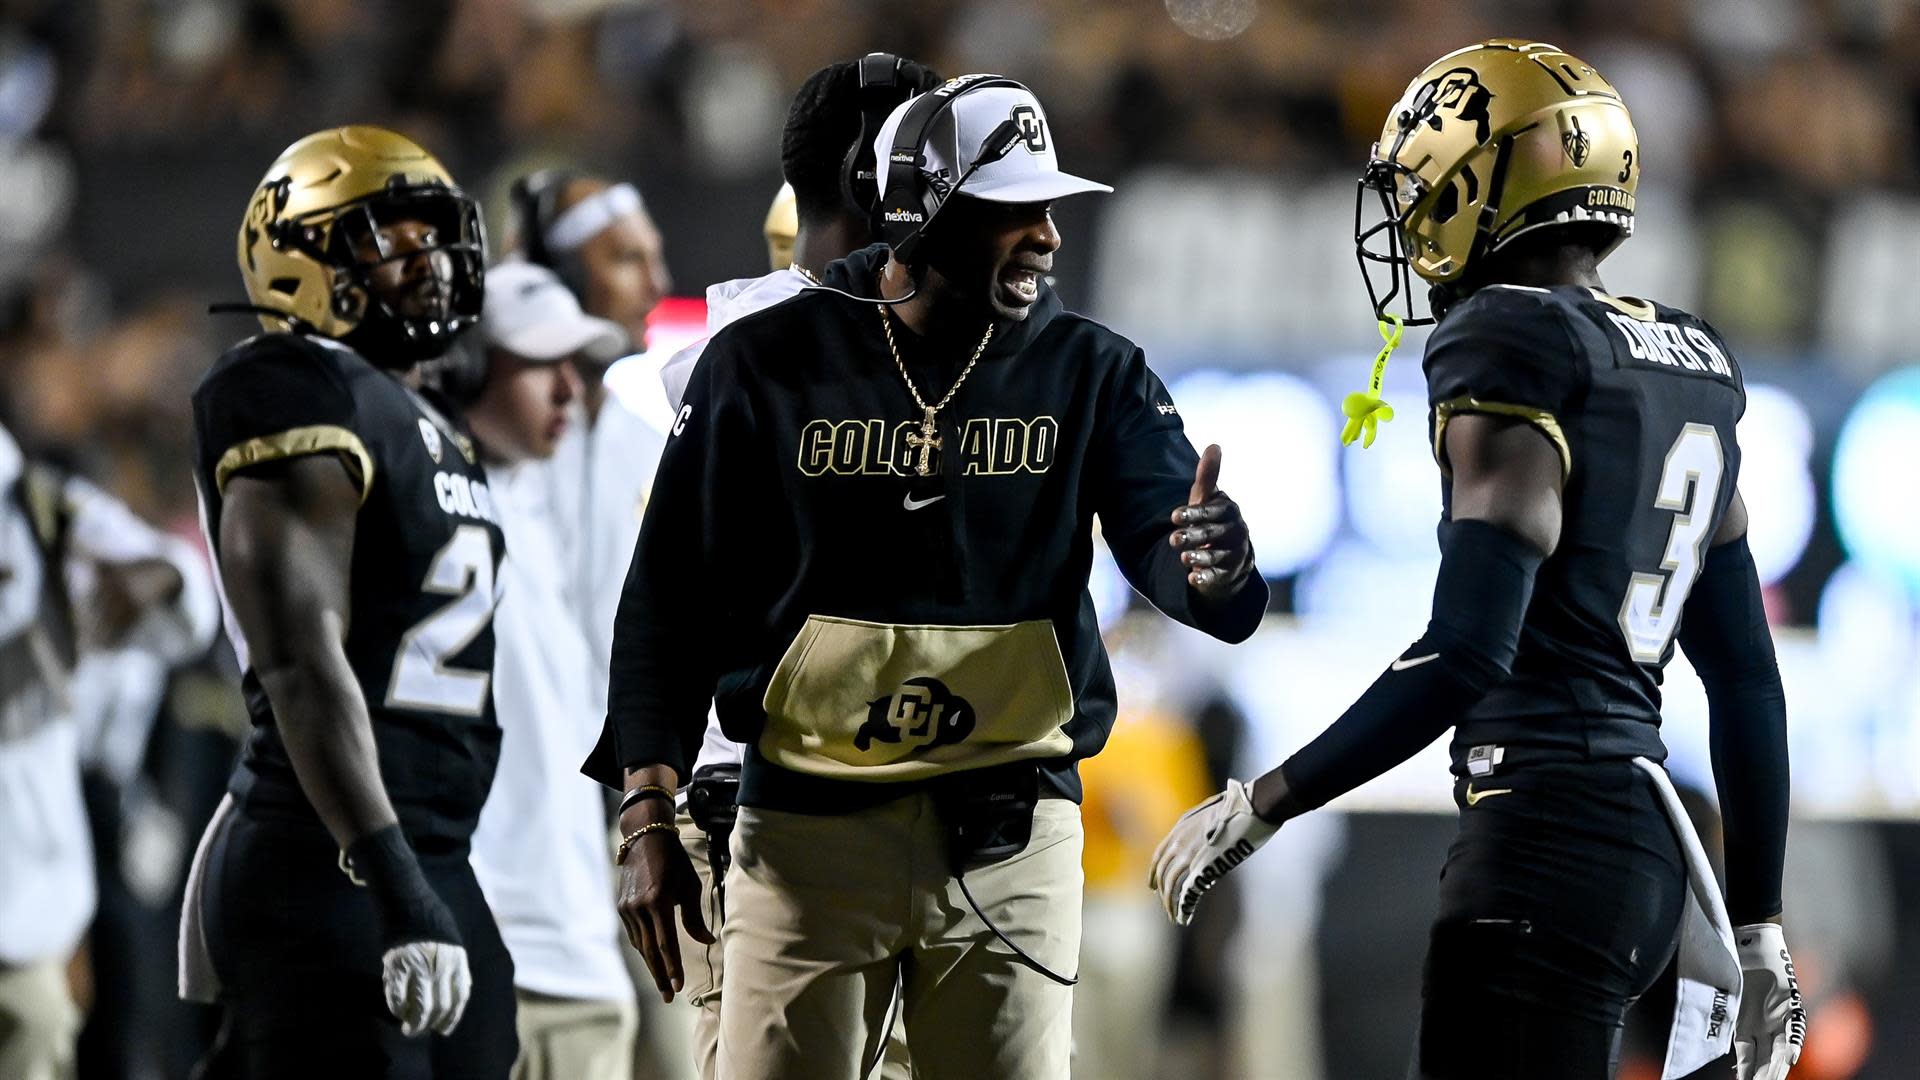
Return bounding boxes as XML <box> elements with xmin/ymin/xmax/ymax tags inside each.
<box><xmin>7</xmin><ymin>0</ymin><xmax>1920</xmax><ymax>510</ymax></box>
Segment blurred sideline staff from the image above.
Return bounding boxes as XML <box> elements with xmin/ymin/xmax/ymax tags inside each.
<box><xmin>447</xmin><ymin>262</ymin><xmax>639</xmax><ymax>1080</ymax></box>
<box><xmin>505</xmin><ymin>169</ymin><xmax>672</xmax><ymax>755</ymax></box>
<box><xmin>178</xmin><ymin>126</ymin><xmax>514</xmax><ymax>1077</ymax></box>
<box><xmin>1</xmin><ymin>424</ymin><xmax>216</xmax><ymax>1080</ymax></box>
<box><xmin>651</xmin><ymin>53</ymin><xmax>941</xmax><ymax>1080</ymax></box>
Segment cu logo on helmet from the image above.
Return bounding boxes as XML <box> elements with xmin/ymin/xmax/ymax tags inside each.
<box><xmin>1011</xmin><ymin>105</ymin><xmax>1047</xmax><ymax>153</ymax></box>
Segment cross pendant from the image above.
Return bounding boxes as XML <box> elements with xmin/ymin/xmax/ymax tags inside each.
<box><xmin>906</xmin><ymin>407</ymin><xmax>941</xmax><ymax>477</ymax></box>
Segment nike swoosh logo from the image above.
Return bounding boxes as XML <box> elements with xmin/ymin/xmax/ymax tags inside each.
<box><xmin>1465</xmin><ymin>784</ymin><xmax>1514</xmax><ymax>807</ymax></box>
<box><xmin>1390</xmin><ymin>652</ymin><xmax>1439</xmax><ymax>671</ymax></box>
<box><xmin>903</xmin><ymin>493</ymin><xmax>946</xmax><ymax>511</ymax></box>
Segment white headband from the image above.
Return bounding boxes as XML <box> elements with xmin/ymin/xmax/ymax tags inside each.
<box><xmin>544</xmin><ymin>182</ymin><xmax>644</xmax><ymax>254</ymax></box>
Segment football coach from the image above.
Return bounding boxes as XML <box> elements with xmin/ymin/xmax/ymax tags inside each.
<box><xmin>585</xmin><ymin>74</ymin><xmax>1267</xmax><ymax>1079</ymax></box>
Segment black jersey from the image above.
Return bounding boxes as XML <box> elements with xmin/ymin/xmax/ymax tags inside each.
<box><xmin>192</xmin><ymin>333</ymin><xmax>506</xmax><ymax>842</ymax></box>
<box><xmin>1423</xmin><ymin>284</ymin><xmax>1745</xmax><ymax>770</ymax></box>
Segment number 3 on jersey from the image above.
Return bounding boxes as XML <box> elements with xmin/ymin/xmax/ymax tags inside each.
<box><xmin>1619</xmin><ymin>424</ymin><xmax>1724</xmax><ymax>663</ymax></box>
<box><xmin>387</xmin><ymin>524</ymin><xmax>496</xmax><ymax>715</ymax></box>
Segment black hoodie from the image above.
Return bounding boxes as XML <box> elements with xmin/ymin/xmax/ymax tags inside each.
<box><xmin>584</xmin><ymin>245</ymin><xmax>1267</xmax><ymax>811</ymax></box>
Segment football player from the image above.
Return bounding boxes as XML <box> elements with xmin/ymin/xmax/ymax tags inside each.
<box><xmin>1153</xmin><ymin>41</ymin><xmax>1803</xmax><ymax>1080</ymax></box>
<box><xmin>177</xmin><ymin>126</ymin><xmax>514</xmax><ymax>1078</ymax></box>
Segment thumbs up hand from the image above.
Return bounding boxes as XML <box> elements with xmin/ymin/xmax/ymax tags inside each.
<box><xmin>1169</xmin><ymin>444</ymin><xmax>1255</xmax><ymax>599</ymax></box>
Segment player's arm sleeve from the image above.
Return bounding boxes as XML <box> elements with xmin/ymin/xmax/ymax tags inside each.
<box><xmin>586</xmin><ymin>341</ymin><xmax>752</xmax><ymax>788</ymax></box>
<box><xmin>1094</xmin><ymin>347</ymin><xmax>1267</xmax><ymax>643</ymax></box>
<box><xmin>1423</xmin><ymin>288</ymin><xmax>1582</xmax><ymax>482</ymax></box>
<box><xmin>1678</xmin><ymin>534</ymin><xmax>1788</xmax><ymax>924</ymax></box>
<box><xmin>193</xmin><ymin>342</ymin><xmax>373</xmax><ymax>502</ymax></box>
<box><xmin>1269</xmin><ymin>518</ymin><xmax>1543</xmax><ymax>816</ymax></box>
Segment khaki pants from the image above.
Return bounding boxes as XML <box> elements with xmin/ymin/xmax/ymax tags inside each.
<box><xmin>718</xmin><ymin>794</ymin><xmax>1081</xmax><ymax>1080</ymax></box>
<box><xmin>680</xmin><ymin>811</ymin><xmax>911</xmax><ymax>1080</ymax></box>
<box><xmin>676</xmin><ymin>811</ymin><xmax>726</xmax><ymax>1079</ymax></box>
<box><xmin>0</xmin><ymin>961</ymin><xmax>79</xmax><ymax>1080</ymax></box>
<box><xmin>513</xmin><ymin>989</ymin><xmax>637</xmax><ymax>1080</ymax></box>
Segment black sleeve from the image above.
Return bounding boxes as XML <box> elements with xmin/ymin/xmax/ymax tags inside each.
<box><xmin>194</xmin><ymin>338</ymin><xmax>371</xmax><ymax>498</ymax></box>
<box><xmin>1093</xmin><ymin>347</ymin><xmax>1267</xmax><ymax>643</ymax></box>
<box><xmin>1423</xmin><ymin>287</ymin><xmax>1584</xmax><ymax>481</ymax></box>
<box><xmin>583</xmin><ymin>341</ymin><xmax>752</xmax><ymax>788</ymax></box>
<box><xmin>1273</xmin><ymin>519</ymin><xmax>1542</xmax><ymax>815</ymax></box>
<box><xmin>1677</xmin><ymin>535</ymin><xmax>1789</xmax><ymax>925</ymax></box>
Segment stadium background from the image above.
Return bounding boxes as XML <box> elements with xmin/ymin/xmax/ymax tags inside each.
<box><xmin>2</xmin><ymin>0</ymin><xmax>1917</xmax><ymax>1076</ymax></box>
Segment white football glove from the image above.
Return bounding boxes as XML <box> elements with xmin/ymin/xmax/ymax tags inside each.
<box><xmin>1149</xmin><ymin>779</ymin><xmax>1279</xmax><ymax>927</ymax></box>
<box><xmin>1733</xmin><ymin>923</ymin><xmax>1806</xmax><ymax>1080</ymax></box>
<box><xmin>381</xmin><ymin>940</ymin><xmax>472</xmax><ymax>1038</ymax></box>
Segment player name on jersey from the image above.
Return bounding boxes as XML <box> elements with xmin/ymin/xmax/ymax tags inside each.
<box><xmin>1602</xmin><ymin>312</ymin><xmax>1733</xmax><ymax>380</ymax></box>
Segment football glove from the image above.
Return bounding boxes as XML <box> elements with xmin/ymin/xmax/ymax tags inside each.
<box><xmin>381</xmin><ymin>941</ymin><xmax>472</xmax><ymax>1038</ymax></box>
<box><xmin>1733</xmin><ymin>923</ymin><xmax>1806</xmax><ymax>1080</ymax></box>
<box><xmin>1149</xmin><ymin>779</ymin><xmax>1278</xmax><ymax>926</ymax></box>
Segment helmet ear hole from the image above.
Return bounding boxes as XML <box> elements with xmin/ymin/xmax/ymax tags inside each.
<box><xmin>1430</xmin><ymin>180</ymin><xmax>1461</xmax><ymax>224</ymax></box>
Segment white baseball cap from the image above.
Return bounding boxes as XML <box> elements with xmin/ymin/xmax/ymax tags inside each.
<box><xmin>872</xmin><ymin>79</ymin><xmax>1113</xmax><ymax>205</ymax></box>
<box><xmin>481</xmin><ymin>260</ymin><xmax>628</xmax><ymax>363</ymax></box>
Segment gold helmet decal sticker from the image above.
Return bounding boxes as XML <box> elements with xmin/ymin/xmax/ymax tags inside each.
<box><xmin>1414</xmin><ymin>67</ymin><xmax>1495</xmax><ymax>144</ymax></box>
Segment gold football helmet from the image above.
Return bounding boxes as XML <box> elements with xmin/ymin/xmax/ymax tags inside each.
<box><xmin>1356</xmin><ymin>40</ymin><xmax>1639</xmax><ymax>324</ymax></box>
<box><xmin>235</xmin><ymin>125</ymin><xmax>485</xmax><ymax>364</ymax></box>
<box><xmin>764</xmin><ymin>182</ymin><xmax>798</xmax><ymax>272</ymax></box>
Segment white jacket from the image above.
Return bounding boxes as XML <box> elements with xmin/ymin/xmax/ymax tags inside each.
<box><xmin>470</xmin><ymin>459</ymin><xmax>632</xmax><ymax>1002</ymax></box>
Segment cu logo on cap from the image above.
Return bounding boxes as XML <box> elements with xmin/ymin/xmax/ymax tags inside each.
<box><xmin>1011</xmin><ymin>105</ymin><xmax>1046</xmax><ymax>152</ymax></box>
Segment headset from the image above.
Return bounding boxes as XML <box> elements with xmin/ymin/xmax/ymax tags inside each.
<box><xmin>805</xmin><ymin>73</ymin><xmax>1032</xmax><ymax>306</ymax></box>
<box><xmin>837</xmin><ymin>53</ymin><xmax>941</xmax><ymax>221</ymax></box>
<box><xmin>873</xmin><ymin>73</ymin><xmax>1031</xmax><ymax>266</ymax></box>
<box><xmin>509</xmin><ymin>168</ymin><xmax>584</xmax><ymax>294</ymax></box>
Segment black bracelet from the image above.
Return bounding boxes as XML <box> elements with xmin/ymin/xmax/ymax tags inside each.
<box><xmin>618</xmin><ymin>783</ymin><xmax>675</xmax><ymax>816</ymax></box>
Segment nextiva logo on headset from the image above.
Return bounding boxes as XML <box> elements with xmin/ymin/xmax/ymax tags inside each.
<box><xmin>871</xmin><ymin>75</ymin><xmax>1111</xmax><ymax>265</ymax></box>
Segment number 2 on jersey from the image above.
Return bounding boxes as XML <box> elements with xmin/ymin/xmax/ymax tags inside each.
<box><xmin>1618</xmin><ymin>424</ymin><xmax>1724</xmax><ymax>663</ymax></box>
<box><xmin>387</xmin><ymin>524</ymin><xmax>495</xmax><ymax>715</ymax></box>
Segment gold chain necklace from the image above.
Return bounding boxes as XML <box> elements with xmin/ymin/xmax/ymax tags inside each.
<box><xmin>876</xmin><ymin>305</ymin><xmax>993</xmax><ymax>477</ymax></box>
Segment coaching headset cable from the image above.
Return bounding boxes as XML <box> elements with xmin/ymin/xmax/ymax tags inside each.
<box><xmin>955</xmin><ymin>869</ymin><xmax>1078</xmax><ymax>987</ymax></box>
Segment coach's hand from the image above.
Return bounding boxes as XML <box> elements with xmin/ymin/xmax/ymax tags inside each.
<box><xmin>1149</xmin><ymin>779</ymin><xmax>1277</xmax><ymax>927</ymax></box>
<box><xmin>1171</xmin><ymin>444</ymin><xmax>1254</xmax><ymax>598</ymax></box>
<box><xmin>617</xmin><ymin>811</ymin><xmax>714</xmax><ymax>1004</ymax></box>
<box><xmin>1733</xmin><ymin>923</ymin><xmax>1807</xmax><ymax>1080</ymax></box>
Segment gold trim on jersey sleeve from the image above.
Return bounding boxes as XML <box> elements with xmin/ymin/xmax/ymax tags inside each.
<box><xmin>1432</xmin><ymin>397</ymin><xmax>1572</xmax><ymax>481</ymax></box>
<box><xmin>214</xmin><ymin>424</ymin><xmax>375</xmax><ymax>504</ymax></box>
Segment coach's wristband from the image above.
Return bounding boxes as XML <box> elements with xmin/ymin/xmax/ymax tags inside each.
<box><xmin>344</xmin><ymin>825</ymin><xmax>463</xmax><ymax>950</ymax></box>
<box><xmin>618</xmin><ymin>783</ymin><xmax>675</xmax><ymax>817</ymax></box>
